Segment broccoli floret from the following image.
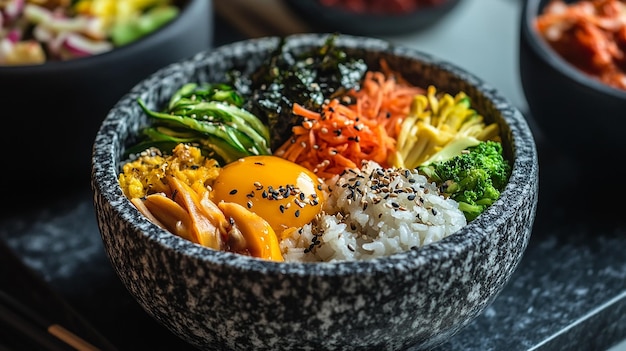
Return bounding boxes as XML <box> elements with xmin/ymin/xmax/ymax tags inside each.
<box><xmin>418</xmin><ymin>140</ymin><xmax>511</xmax><ymax>221</ymax></box>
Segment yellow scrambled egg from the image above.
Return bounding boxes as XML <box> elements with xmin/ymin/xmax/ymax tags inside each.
<box><xmin>118</xmin><ymin>143</ymin><xmax>221</xmax><ymax>199</ymax></box>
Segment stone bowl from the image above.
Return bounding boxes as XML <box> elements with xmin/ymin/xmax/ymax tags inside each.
<box><xmin>91</xmin><ymin>33</ymin><xmax>539</xmax><ymax>351</ymax></box>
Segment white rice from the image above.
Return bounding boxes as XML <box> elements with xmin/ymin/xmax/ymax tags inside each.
<box><xmin>280</xmin><ymin>161</ymin><xmax>467</xmax><ymax>262</ymax></box>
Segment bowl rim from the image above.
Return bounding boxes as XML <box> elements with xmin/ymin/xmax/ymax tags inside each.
<box><xmin>0</xmin><ymin>0</ymin><xmax>203</xmax><ymax>73</ymax></box>
<box><xmin>282</xmin><ymin>0</ymin><xmax>463</xmax><ymax>36</ymax></box>
<box><xmin>93</xmin><ymin>33</ymin><xmax>537</xmax><ymax>276</ymax></box>
<box><xmin>285</xmin><ymin>0</ymin><xmax>462</xmax><ymax>19</ymax></box>
<box><xmin>521</xmin><ymin>0</ymin><xmax>626</xmax><ymax>99</ymax></box>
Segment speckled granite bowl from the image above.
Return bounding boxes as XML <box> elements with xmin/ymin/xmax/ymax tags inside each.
<box><xmin>91</xmin><ymin>33</ymin><xmax>539</xmax><ymax>351</ymax></box>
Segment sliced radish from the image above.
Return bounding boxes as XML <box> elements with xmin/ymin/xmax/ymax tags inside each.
<box><xmin>62</xmin><ymin>32</ymin><xmax>113</xmax><ymax>58</ymax></box>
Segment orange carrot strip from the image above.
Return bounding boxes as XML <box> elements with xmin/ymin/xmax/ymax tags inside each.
<box><xmin>293</xmin><ymin>103</ymin><xmax>321</xmax><ymax>120</ymax></box>
<box><xmin>348</xmin><ymin>62</ymin><xmax>425</xmax><ymax>138</ymax></box>
<box><xmin>275</xmin><ymin>98</ymin><xmax>395</xmax><ymax>178</ymax></box>
<box><xmin>275</xmin><ymin>62</ymin><xmax>425</xmax><ymax>177</ymax></box>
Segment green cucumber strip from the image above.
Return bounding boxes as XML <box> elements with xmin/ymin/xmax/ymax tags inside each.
<box><xmin>139</xmin><ymin>99</ymin><xmax>249</xmax><ymax>154</ymax></box>
<box><xmin>169</xmin><ymin>101</ymin><xmax>270</xmax><ymax>145</ymax></box>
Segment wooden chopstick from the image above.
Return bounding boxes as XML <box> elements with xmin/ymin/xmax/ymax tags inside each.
<box><xmin>0</xmin><ymin>290</ymin><xmax>100</xmax><ymax>351</ymax></box>
<box><xmin>0</xmin><ymin>303</ymin><xmax>70</xmax><ymax>351</ymax></box>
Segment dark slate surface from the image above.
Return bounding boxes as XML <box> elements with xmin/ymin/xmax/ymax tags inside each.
<box><xmin>2</xmin><ymin>127</ymin><xmax>624</xmax><ymax>351</ymax></box>
<box><xmin>1</xmin><ymin>8</ymin><xmax>625</xmax><ymax>351</ymax></box>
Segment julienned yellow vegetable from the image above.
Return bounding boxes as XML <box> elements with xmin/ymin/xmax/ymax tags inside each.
<box><xmin>392</xmin><ymin>85</ymin><xmax>501</xmax><ymax>169</ymax></box>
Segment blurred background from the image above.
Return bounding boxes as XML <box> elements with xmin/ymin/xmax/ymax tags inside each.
<box><xmin>1</xmin><ymin>0</ymin><xmax>625</xmax><ymax>350</ymax></box>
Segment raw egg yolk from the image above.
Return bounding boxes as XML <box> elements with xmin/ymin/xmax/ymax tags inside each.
<box><xmin>211</xmin><ymin>155</ymin><xmax>325</xmax><ymax>234</ymax></box>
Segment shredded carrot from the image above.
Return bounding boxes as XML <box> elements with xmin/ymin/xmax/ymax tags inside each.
<box><xmin>275</xmin><ymin>62</ymin><xmax>428</xmax><ymax>178</ymax></box>
<box><xmin>274</xmin><ymin>99</ymin><xmax>395</xmax><ymax>179</ymax></box>
<box><xmin>347</xmin><ymin>60</ymin><xmax>426</xmax><ymax>138</ymax></box>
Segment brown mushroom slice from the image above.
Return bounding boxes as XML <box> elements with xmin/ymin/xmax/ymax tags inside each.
<box><xmin>141</xmin><ymin>193</ymin><xmax>195</xmax><ymax>243</ymax></box>
<box><xmin>198</xmin><ymin>189</ymin><xmax>230</xmax><ymax>237</ymax></box>
<box><xmin>130</xmin><ymin>197</ymin><xmax>167</xmax><ymax>230</ymax></box>
<box><xmin>218</xmin><ymin>201</ymin><xmax>284</xmax><ymax>262</ymax></box>
<box><xmin>167</xmin><ymin>176</ymin><xmax>224</xmax><ymax>250</ymax></box>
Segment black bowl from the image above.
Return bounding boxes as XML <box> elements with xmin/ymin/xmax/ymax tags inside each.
<box><xmin>283</xmin><ymin>0</ymin><xmax>462</xmax><ymax>36</ymax></box>
<box><xmin>519</xmin><ymin>0</ymin><xmax>626</xmax><ymax>155</ymax></box>
<box><xmin>1</xmin><ymin>0</ymin><xmax>212</xmax><ymax>198</ymax></box>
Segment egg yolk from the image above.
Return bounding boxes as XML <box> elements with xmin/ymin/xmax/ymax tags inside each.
<box><xmin>211</xmin><ymin>155</ymin><xmax>325</xmax><ymax>234</ymax></box>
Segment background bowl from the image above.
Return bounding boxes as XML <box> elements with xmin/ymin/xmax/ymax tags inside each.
<box><xmin>1</xmin><ymin>0</ymin><xmax>212</xmax><ymax>199</ymax></box>
<box><xmin>283</xmin><ymin>0</ymin><xmax>462</xmax><ymax>36</ymax></box>
<box><xmin>91</xmin><ymin>33</ymin><xmax>539</xmax><ymax>351</ymax></box>
<box><xmin>519</xmin><ymin>0</ymin><xmax>626</xmax><ymax>156</ymax></box>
